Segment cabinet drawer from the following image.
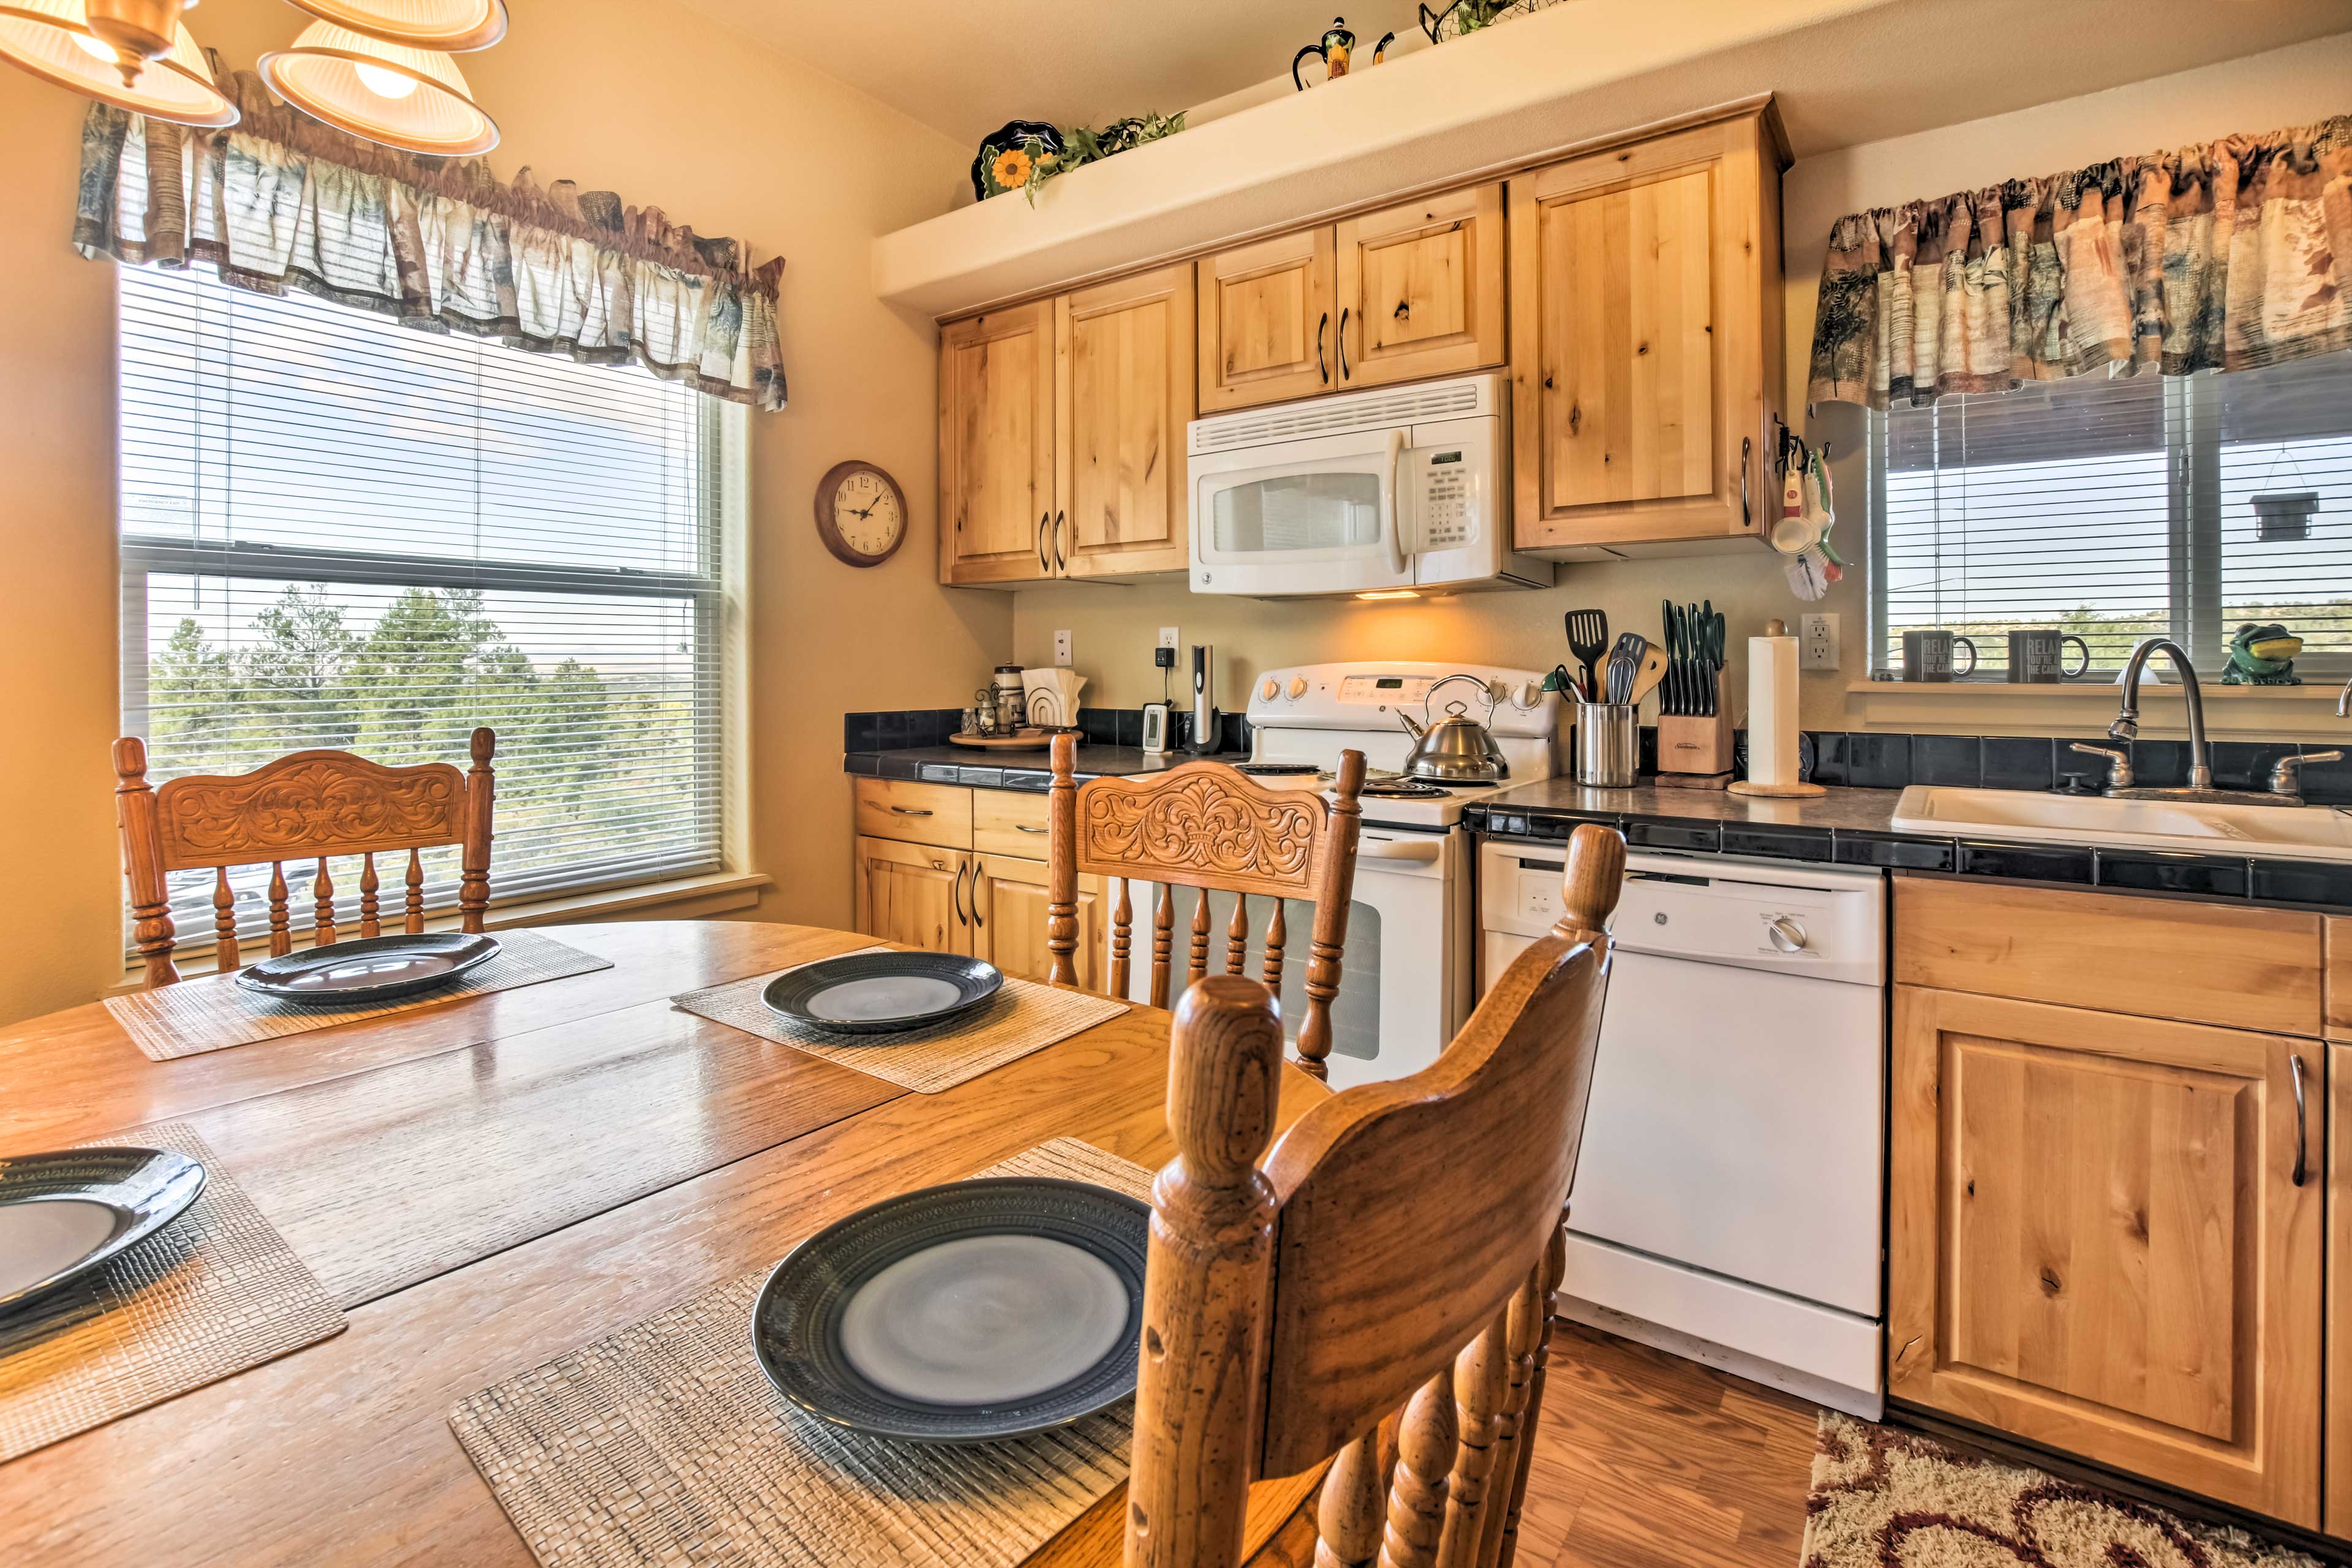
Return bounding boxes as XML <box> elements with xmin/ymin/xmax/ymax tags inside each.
<box><xmin>852</xmin><ymin>778</ymin><xmax>972</xmax><ymax>850</ymax></box>
<box><xmin>2328</xmin><ymin>918</ymin><xmax>2351</xmax><ymax>1042</ymax></box>
<box><xmin>1893</xmin><ymin>877</ymin><xmax>2322</xmax><ymax>1036</ymax></box>
<box><xmin>973</xmin><ymin>789</ymin><xmax>1055</xmax><ymax>858</ymax></box>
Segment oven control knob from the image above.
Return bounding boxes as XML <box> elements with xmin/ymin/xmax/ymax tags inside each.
<box><xmin>1515</xmin><ymin>680</ymin><xmax>1542</xmax><ymax>709</ymax></box>
<box><xmin>1260</xmin><ymin>677</ymin><xmax>1280</xmax><ymax>702</ymax></box>
<box><xmin>1287</xmin><ymin>677</ymin><xmax>1309</xmax><ymax>700</ymax></box>
<box><xmin>1766</xmin><ymin>916</ymin><xmax>1809</xmax><ymax>954</ymax></box>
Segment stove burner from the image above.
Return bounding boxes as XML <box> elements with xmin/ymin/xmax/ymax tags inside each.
<box><xmin>1357</xmin><ymin>779</ymin><xmax>1452</xmax><ymax>800</ymax></box>
<box><xmin>1234</xmin><ymin>761</ymin><xmax>1321</xmax><ymax>777</ymax></box>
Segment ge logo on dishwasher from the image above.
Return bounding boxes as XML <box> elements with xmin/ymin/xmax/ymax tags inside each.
<box><xmin>1653</xmin><ymin>911</ymin><xmax>1668</xmax><ymax>925</ymax></box>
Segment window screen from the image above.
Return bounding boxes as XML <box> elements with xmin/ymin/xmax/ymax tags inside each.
<box><xmin>1873</xmin><ymin>351</ymin><xmax>2352</xmax><ymax>677</ymax></box>
<box><xmin>119</xmin><ymin>265</ymin><xmax>726</xmax><ymax>949</ymax></box>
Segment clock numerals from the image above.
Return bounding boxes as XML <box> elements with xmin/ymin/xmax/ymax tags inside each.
<box><xmin>820</xmin><ymin>462</ymin><xmax>905</xmax><ymax>567</ymax></box>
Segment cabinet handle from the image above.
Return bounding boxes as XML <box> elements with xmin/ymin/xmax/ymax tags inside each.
<box><xmin>1316</xmin><ymin>312</ymin><xmax>1329</xmax><ymax>383</ymax></box>
<box><xmin>1338</xmin><ymin>307</ymin><xmax>1351</xmax><ymax>380</ymax></box>
<box><xmin>2290</xmin><ymin>1053</ymin><xmax>2309</xmax><ymax>1188</ymax></box>
<box><xmin>1053</xmin><ymin>510</ymin><xmax>1067</xmax><ymax>573</ymax></box>
<box><xmin>1037</xmin><ymin>512</ymin><xmax>1051</xmax><ymax>573</ymax></box>
<box><xmin>1014</xmin><ymin>823</ymin><xmax>1049</xmax><ymax>834</ymax></box>
<box><xmin>888</xmin><ymin>805</ymin><xmax>934</xmax><ymax>817</ymax></box>
<box><xmin>952</xmin><ymin>860</ymin><xmax>968</xmax><ymax>927</ymax></box>
<box><xmin>967</xmin><ymin>864</ymin><xmax>984</xmax><ymax>929</ymax></box>
<box><xmin>1739</xmin><ymin>436</ymin><xmax>1752</xmax><ymax>526</ymax></box>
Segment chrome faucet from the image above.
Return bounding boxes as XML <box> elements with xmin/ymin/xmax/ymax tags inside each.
<box><xmin>2339</xmin><ymin>674</ymin><xmax>2352</xmax><ymax>720</ymax></box>
<box><xmin>2103</xmin><ymin>638</ymin><xmax>2215</xmax><ymax>793</ymax></box>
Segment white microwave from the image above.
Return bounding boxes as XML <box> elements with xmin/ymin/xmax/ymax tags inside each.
<box><xmin>1186</xmin><ymin>373</ymin><xmax>1552</xmax><ymax>599</ymax></box>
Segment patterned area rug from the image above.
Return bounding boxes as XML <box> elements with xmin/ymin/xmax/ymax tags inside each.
<box><xmin>1801</xmin><ymin>1414</ymin><xmax>2325</xmax><ymax>1567</ymax></box>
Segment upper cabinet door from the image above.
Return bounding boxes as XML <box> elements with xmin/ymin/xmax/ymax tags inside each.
<box><xmin>1057</xmin><ymin>264</ymin><xmax>1194</xmax><ymax>579</ymax></box>
<box><xmin>1196</xmin><ymin>227</ymin><xmax>1337</xmax><ymax>415</ymax></box>
<box><xmin>940</xmin><ymin>300</ymin><xmax>1058</xmax><ymax>584</ymax></box>
<box><xmin>1510</xmin><ymin>109</ymin><xmax>1784</xmax><ymax>552</ymax></box>
<box><xmin>1335</xmin><ymin>183</ymin><xmax>1505</xmax><ymax>390</ymax></box>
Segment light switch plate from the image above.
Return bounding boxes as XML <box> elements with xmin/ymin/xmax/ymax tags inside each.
<box><xmin>1054</xmin><ymin>630</ymin><xmax>1073</xmax><ymax>668</ymax></box>
<box><xmin>1800</xmin><ymin>612</ymin><xmax>1840</xmax><ymax>671</ymax></box>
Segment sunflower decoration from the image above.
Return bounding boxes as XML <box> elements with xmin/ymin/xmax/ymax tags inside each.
<box><xmin>971</xmin><ymin>119</ymin><xmax>1063</xmax><ymax>200</ymax></box>
<box><xmin>969</xmin><ymin>113</ymin><xmax>1184</xmax><ymax>203</ymax></box>
<box><xmin>991</xmin><ymin>145</ymin><xmax>1034</xmax><ymax>190</ymax></box>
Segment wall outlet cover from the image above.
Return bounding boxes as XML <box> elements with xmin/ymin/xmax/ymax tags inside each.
<box><xmin>1800</xmin><ymin>612</ymin><xmax>1841</xmax><ymax>671</ymax></box>
<box><xmin>1053</xmin><ymin>630</ymin><xmax>1073</xmax><ymax>668</ymax></box>
<box><xmin>1157</xmin><ymin>626</ymin><xmax>1180</xmax><ymax>650</ymax></box>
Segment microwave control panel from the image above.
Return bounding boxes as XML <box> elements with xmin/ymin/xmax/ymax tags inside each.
<box><xmin>1417</xmin><ymin>448</ymin><xmax>1472</xmax><ymax>550</ymax></box>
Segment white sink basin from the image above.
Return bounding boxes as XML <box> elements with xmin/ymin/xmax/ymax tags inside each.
<box><xmin>1891</xmin><ymin>786</ymin><xmax>2352</xmax><ymax>864</ymax></box>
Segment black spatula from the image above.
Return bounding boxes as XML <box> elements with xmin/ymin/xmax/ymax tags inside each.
<box><xmin>1566</xmin><ymin>609</ymin><xmax>1608</xmax><ymax>703</ymax></box>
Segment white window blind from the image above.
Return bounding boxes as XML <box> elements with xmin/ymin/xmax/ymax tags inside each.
<box><xmin>119</xmin><ymin>264</ymin><xmax>726</xmax><ymax>949</ymax></box>
<box><xmin>1872</xmin><ymin>350</ymin><xmax>2352</xmax><ymax>677</ymax></box>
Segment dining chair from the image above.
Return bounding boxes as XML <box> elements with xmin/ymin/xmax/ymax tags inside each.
<box><xmin>113</xmin><ymin>729</ymin><xmax>497</xmax><ymax>987</ymax></box>
<box><xmin>1126</xmin><ymin>820</ymin><xmax>1627</xmax><ymax>1568</ymax></box>
<box><xmin>1042</xmin><ymin>732</ymin><xmax>1367</xmax><ymax>1079</ymax></box>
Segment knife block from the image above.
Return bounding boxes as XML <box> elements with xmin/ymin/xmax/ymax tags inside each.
<box><xmin>1654</xmin><ymin>673</ymin><xmax>1735</xmax><ymax>789</ymax></box>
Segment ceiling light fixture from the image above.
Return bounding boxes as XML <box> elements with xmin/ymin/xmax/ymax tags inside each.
<box><xmin>0</xmin><ymin>0</ymin><xmax>237</xmax><ymax>126</ymax></box>
<box><xmin>259</xmin><ymin>19</ymin><xmax>496</xmax><ymax>154</ymax></box>
<box><xmin>280</xmin><ymin>0</ymin><xmax>504</xmax><ymax>53</ymax></box>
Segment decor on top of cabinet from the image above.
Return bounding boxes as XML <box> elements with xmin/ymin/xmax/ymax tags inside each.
<box><xmin>1292</xmin><ymin>17</ymin><xmax>1392</xmax><ymax>89</ymax></box>
<box><xmin>1807</xmin><ymin>112</ymin><xmax>2352</xmax><ymax>410</ymax></box>
<box><xmin>1415</xmin><ymin>0</ymin><xmax>1561</xmax><ymax>43</ymax></box>
<box><xmin>2222</xmin><ymin>622</ymin><xmax>2305</xmax><ymax>686</ymax></box>
<box><xmin>973</xmin><ymin>113</ymin><xmax>1183</xmax><ymax>205</ymax></box>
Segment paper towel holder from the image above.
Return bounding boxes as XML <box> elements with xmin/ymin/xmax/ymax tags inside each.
<box><xmin>1726</xmin><ymin>619</ymin><xmax>1827</xmax><ymax>799</ymax></box>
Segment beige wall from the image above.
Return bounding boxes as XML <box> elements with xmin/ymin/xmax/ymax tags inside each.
<box><xmin>0</xmin><ymin>0</ymin><xmax>1003</xmax><ymax>1026</ymax></box>
<box><xmin>1010</xmin><ymin>34</ymin><xmax>2352</xmax><ymax>740</ymax></box>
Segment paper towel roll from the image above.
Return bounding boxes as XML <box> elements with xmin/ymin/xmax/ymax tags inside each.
<box><xmin>1746</xmin><ymin>635</ymin><xmax>1801</xmax><ymax>788</ymax></box>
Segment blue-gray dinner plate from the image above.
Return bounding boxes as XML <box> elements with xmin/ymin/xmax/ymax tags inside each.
<box><xmin>760</xmin><ymin>951</ymin><xmax>1003</xmax><ymax>1035</ymax></box>
<box><xmin>235</xmin><ymin>932</ymin><xmax>501</xmax><ymax>1005</ymax></box>
<box><xmin>0</xmin><ymin>1146</ymin><xmax>206</xmax><ymax>1315</ymax></box>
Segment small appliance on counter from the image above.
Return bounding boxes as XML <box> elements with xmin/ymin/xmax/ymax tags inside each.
<box><xmin>1020</xmin><ymin>667</ymin><xmax>1087</xmax><ymax>731</ymax></box>
<box><xmin>1183</xmin><ymin>644</ymin><xmax>1219</xmax><ymax>754</ymax></box>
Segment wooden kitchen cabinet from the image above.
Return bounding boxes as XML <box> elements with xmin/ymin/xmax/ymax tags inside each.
<box><xmin>1196</xmin><ymin>227</ymin><xmax>1336</xmax><ymax>413</ymax></box>
<box><xmin>2332</xmin><ymin>1044</ymin><xmax>2352</xmax><ymax>1535</ymax></box>
<box><xmin>1055</xmin><ymin>265</ymin><xmax>1193</xmax><ymax>579</ymax></box>
<box><xmin>2326</xmin><ymin>917</ymin><xmax>2351</xmax><ymax>1041</ymax></box>
<box><xmin>1334</xmin><ymin>183</ymin><xmax>1506</xmax><ymax>391</ymax></box>
<box><xmin>970</xmin><ymin>852</ymin><xmax>1103</xmax><ymax>992</ymax></box>
<box><xmin>851</xmin><ymin>835</ymin><xmax>965</xmax><ymax>955</ymax></box>
<box><xmin>1890</xmin><ymin>984</ymin><xmax>2323</xmax><ymax>1525</ymax></box>
<box><xmin>939</xmin><ymin>301</ymin><xmax>1057</xmax><ymax>584</ymax></box>
<box><xmin>1508</xmin><ymin>103</ymin><xmax>1787</xmax><ymax>556</ymax></box>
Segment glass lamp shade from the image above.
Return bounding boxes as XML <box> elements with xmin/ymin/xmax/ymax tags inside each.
<box><xmin>281</xmin><ymin>0</ymin><xmax>505</xmax><ymax>53</ymax></box>
<box><xmin>0</xmin><ymin>0</ymin><xmax>236</xmax><ymax>124</ymax></box>
<box><xmin>259</xmin><ymin>21</ymin><xmax>496</xmax><ymax>154</ymax></box>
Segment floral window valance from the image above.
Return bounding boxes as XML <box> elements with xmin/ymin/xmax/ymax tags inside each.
<box><xmin>74</xmin><ymin>69</ymin><xmax>786</xmax><ymax>410</ymax></box>
<box><xmin>1807</xmin><ymin>114</ymin><xmax>2350</xmax><ymax>410</ymax></box>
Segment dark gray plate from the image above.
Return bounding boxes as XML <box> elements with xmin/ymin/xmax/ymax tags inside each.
<box><xmin>0</xmin><ymin>1147</ymin><xmax>206</xmax><ymax>1315</ymax></box>
<box><xmin>751</xmin><ymin>1177</ymin><xmax>1148</xmax><ymax>1443</ymax></box>
<box><xmin>235</xmin><ymin>932</ymin><xmax>502</xmax><ymax>1005</ymax></box>
<box><xmin>761</xmin><ymin>951</ymin><xmax>1003</xmax><ymax>1035</ymax></box>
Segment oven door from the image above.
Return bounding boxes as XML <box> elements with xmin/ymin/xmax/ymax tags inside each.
<box><xmin>1189</xmin><ymin>425</ymin><xmax>1414</xmax><ymax>597</ymax></box>
<box><xmin>1105</xmin><ymin>824</ymin><xmax>1462</xmax><ymax>1088</ymax></box>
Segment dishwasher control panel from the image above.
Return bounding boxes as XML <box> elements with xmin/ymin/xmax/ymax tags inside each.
<box><xmin>1480</xmin><ymin>845</ymin><xmax>1884</xmax><ymax>987</ymax></box>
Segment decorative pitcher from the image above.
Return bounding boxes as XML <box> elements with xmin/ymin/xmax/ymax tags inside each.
<box><xmin>1293</xmin><ymin>17</ymin><xmax>1395</xmax><ymax>89</ymax></box>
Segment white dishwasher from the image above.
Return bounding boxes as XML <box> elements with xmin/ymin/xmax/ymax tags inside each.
<box><xmin>1479</xmin><ymin>840</ymin><xmax>1887</xmax><ymax>1417</ymax></box>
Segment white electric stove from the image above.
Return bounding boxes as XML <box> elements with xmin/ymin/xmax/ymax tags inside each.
<box><xmin>1109</xmin><ymin>662</ymin><xmax>1561</xmax><ymax>1090</ymax></box>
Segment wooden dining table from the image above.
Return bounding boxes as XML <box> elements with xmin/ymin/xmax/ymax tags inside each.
<box><xmin>0</xmin><ymin>921</ymin><xmax>1333</xmax><ymax>1567</ymax></box>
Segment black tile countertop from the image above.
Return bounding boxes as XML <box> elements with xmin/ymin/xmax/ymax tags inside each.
<box><xmin>843</xmin><ymin>743</ymin><xmax>1213</xmax><ymax>791</ymax></box>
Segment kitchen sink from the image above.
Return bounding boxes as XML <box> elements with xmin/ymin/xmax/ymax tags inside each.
<box><xmin>1891</xmin><ymin>786</ymin><xmax>2352</xmax><ymax>864</ymax></box>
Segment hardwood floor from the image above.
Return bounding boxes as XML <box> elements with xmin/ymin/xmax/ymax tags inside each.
<box><xmin>1512</xmin><ymin>1322</ymin><xmax>1823</xmax><ymax>1568</ymax></box>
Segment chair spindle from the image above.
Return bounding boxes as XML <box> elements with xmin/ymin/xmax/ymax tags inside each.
<box><xmin>1262</xmin><ymin>899</ymin><xmax>1286</xmax><ymax>994</ymax></box>
<box><xmin>268</xmin><ymin>862</ymin><xmax>292</xmax><ymax>957</ymax></box>
<box><xmin>1435</xmin><ymin>1313</ymin><xmax>1510</xmax><ymax>1567</ymax></box>
<box><xmin>359</xmin><ymin>851</ymin><xmax>380</xmax><ymax>938</ymax></box>
<box><xmin>405</xmin><ymin>849</ymin><xmax>426</xmax><ymax>933</ymax></box>
<box><xmin>1109</xmin><ymin>878</ymin><xmax>1133</xmax><ymax>1000</ymax></box>
<box><xmin>1384</xmin><ymin>1371</ymin><xmax>1459</xmax><ymax>1568</ymax></box>
<box><xmin>1295</xmin><ymin>750</ymin><xmax>1368</xmax><ymax>1080</ymax></box>
<box><xmin>1226</xmin><ymin>894</ymin><xmax>1250</xmax><ymax>976</ymax></box>
<box><xmin>1151</xmin><ymin>883</ymin><xmax>1175</xmax><ymax>1009</ymax></box>
<box><xmin>1188</xmin><ymin>889</ymin><xmax>1212</xmax><ymax>986</ymax></box>
<box><xmin>313</xmin><ymin>857</ymin><xmax>337</xmax><ymax>946</ymax></box>
<box><xmin>458</xmin><ymin>727</ymin><xmax>496</xmax><ymax>932</ymax></box>
<box><xmin>1493</xmin><ymin>1224</ymin><xmax>1567</xmax><ymax>1568</ymax></box>
<box><xmin>212</xmin><ymin>867</ymin><xmax>239</xmax><ymax>973</ymax></box>
<box><xmin>111</xmin><ymin>737</ymin><xmax>179</xmax><ymax>987</ymax></box>
<box><xmin>1314</xmin><ymin>1429</ymin><xmax>1385</xmax><ymax>1568</ymax></box>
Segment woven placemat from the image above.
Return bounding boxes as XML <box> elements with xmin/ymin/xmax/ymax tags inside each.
<box><xmin>104</xmin><ymin>930</ymin><xmax>616</xmax><ymax>1061</ymax></box>
<box><xmin>671</xmin><ymin>952</ymin><xmax>1129</xmax><ymax>1094</ymax></box>
<box><xmin>0</xmin><ymin>1122</ymin><xmax>345</xmax><ymax>1463</ymax></box>
<box><xmin>451</xmin><ymin>1138</ymin><xmax>1153</xmax><ymax>1568</ymax></box>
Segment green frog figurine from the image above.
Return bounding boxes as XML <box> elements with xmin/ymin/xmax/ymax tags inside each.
<box><xmin>2220</xmin><ymin>622</ymin><xmax>2304</xmax><ymax>685</ymax></box>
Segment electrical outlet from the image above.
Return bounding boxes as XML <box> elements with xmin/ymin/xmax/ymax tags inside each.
<box><xmin>1157</xmin><ymin>626</ymin><xmax>1180</xmax><ymax>650</ymax></box>
<box><xmin>1053</xmin><ymin>630</ymin><xmax>1072</xmax><ymax>668</ymax></box>
<box><xmin>1800</xmin><ymin>612</ymin><xmax>1841</xmax><ymax>671</ymax></box>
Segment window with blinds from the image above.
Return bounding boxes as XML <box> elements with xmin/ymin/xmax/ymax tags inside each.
<box><xmin>1871</xmin><ymin>350</ymin><xmax>2352</xmax><ymax>678</ymax></box>
<box><xmin>119</xmin><ymin>264</ymin><xmax>727</xmax><ymax>951</ymax></box>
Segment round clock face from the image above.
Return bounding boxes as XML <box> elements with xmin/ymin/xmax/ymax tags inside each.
<box><xmin>816</xmin><ymin>461</ymin><xmax>907</xmax><ymax>567</ymax></box>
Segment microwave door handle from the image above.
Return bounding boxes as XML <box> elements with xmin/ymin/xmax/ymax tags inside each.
<box><xmin>1382</xmin><ymin>429</ymin><xmax>1410</xmax><ymax>578</ymax></box>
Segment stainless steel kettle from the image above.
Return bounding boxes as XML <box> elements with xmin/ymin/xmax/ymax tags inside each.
<box><xmin>1396</xmin><ymin>673</ymin><xmax>1509</xmax><ymax>782</ymax></box>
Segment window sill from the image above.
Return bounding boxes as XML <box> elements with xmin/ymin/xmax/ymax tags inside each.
<box><xmin>1842</xmin><ymin>678</ymin><xmax>2352</xmax><ymax>737</ymax></box>
<box><xmin>110</xmin><ymin>870</ymin><xmax>772</xmax><ymax>994</ymax></box>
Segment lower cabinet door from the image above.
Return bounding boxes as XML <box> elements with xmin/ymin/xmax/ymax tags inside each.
<box><xmin>851</xmin><ymin>835</ymin><xmax>968</xmax><ymax>956</ymax></box>
<box><xmin>2331</xmin><ymin>1043</ymin><xmax>2352</xmax><ymax>1538</ymax></box>
<box><xmin>1890</xmin><ymin>985</ymin><xmax>2323</xmax><ymax>1526</ymax></box>
<box><xmin>968</xmin><ymin>853</ymin><xmax>1101</xmax><ymax>992</ymax></box>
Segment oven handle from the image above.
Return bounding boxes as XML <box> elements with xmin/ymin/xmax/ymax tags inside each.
<box><xmin>1358</xmin><ymin>836</ymin><xmax>1442</xmax><ymax>864</ymax></box>
<box><xmin>1381</xmin><ymin>428</ymin><xmax>1410</xmax><ymax>578</ymax></box>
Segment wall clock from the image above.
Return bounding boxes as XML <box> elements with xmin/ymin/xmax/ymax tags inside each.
<box><xmin>814</xmin><ymin>460</ymin><xmax>908</xmax><ymax>568</ymax></box>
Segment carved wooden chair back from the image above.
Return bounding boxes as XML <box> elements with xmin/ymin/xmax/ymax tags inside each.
<box><xmin>1125</xmin><ymin>821</ymin><xmax>1628</xmax><ymax>1568</ymax></box>
<box><xmin>1042</xmin><ymin>733</ymin><xmax>1367</xmax><ymax>1079</ymax></box>
<box><xmin>113</xmin><ymin>729</ymin><xmax>497</xmax><ymax>987</ymax></box>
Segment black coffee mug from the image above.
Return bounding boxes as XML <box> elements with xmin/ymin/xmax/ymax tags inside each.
<box><xmin>1901</xmin><ymin>629</ymin><xmax>1977</xmax><ymax>682</ymax></box>
<box><xmin>2007</xmin><ymin>628</ymin><xmax>2091</xmax><ymax>683</ymax></box>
